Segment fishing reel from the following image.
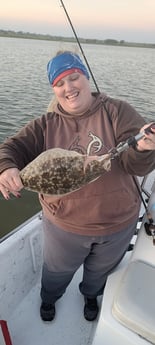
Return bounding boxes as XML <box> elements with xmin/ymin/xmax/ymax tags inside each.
<box><xmin>109</xmin><ymin>122</ymin><xmax>155</xmax><ymax>159</ymax></box>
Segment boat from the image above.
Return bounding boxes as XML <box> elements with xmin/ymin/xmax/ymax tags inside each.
<box><xmin>0</xmin><ymin>170</ymin><xmax>155</xmax><ymax>345</ymax></box>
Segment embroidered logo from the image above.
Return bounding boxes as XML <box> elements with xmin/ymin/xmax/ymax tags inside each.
<box><xmin>87</xmin><ymin>132</ymin><xmax>103</xmax><ymax>155</ymax></box>
<box><xmin>69</xmin><ymin>131</ymin><xmax>104</xmax><ymax>155</ymax></box>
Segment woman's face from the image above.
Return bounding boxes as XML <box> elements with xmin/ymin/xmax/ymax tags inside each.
<box><xmin>53</xmin><ymin>72</ymin><xmax>93</xmax><ymax>115</ymax></box>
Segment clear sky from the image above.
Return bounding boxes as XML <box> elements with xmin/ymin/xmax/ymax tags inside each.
<box><xmin>1</xmin><ymin>0</ymin><xmax>155</xmax><ymax>43</ymax></box>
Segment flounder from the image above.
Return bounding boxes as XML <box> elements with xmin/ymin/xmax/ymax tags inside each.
<box><xmin>20</xmin><ymin>148</ymin><xmax>111</xmax><ymax>196</ymax></box>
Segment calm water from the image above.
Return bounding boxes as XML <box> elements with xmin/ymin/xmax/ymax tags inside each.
<box><xmin>0</xmin><ymin>37</ymin><xmax>155</xmax><ymax>237</ymax></box>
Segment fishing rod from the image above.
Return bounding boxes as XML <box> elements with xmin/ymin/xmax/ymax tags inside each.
<box><xmin>59</xmin><ymin>0</ymin><xmax>100</xmax><ymax>93</ymax></box>
<box><xmin>59</xmin><ymin>2</ymin><xmax>155</xmax><ymax>233</ymax></box>
<box><xmin>98</xmin><ymin>122</ymin><xmax>155</xmax><ymax>160</ymax></box>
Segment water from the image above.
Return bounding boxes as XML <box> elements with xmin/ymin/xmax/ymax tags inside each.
<box><xmin>0</xmin><ymin>37</ymin><xmax>155</xmax><ymax>237</ymax></box>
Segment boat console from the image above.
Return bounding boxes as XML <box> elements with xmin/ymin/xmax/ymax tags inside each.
<box><xmin>93</xmin><ymin>172</ymin><xmax>155</xmax><ymax>345</ymax></box>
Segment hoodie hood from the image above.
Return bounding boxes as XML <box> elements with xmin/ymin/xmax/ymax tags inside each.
<box><xmin>48</xmin><ymin>92</ymin><xmax>108</xmax><ymax>119</ymax></box>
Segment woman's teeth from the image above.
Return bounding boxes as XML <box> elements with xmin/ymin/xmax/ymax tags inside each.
<box><xmin>67</xmin><ymin>92</ymin><xmax>79</xmax><ymax>99</ymax></box>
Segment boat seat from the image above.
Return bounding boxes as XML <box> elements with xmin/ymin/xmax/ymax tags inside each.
<box><xmin>112</xmin><ymin>260</ymin><xmax>155</xmax><ymax>344</ymax></box>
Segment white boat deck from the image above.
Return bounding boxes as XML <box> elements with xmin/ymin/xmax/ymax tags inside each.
<box><xmin>0</xmin><ymin>215</ymin><xmax>100</xmax><ymax>345</ymax></box>
<box><xmin>8</xmin><ymin>266</ymin><xmax>100</xmax><ymax>345</ymax></box>
<box><xmin>1</xmin><ymin>212</ymin><xmax>155</xmax><ymax>345</ymax></box>
<box><xmin>0</xmin><ymin>172</ymin><xmax>155</xmax><ymax>345</ymax></box>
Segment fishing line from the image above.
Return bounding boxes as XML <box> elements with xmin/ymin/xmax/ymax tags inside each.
<box><xmin>59</xmin><ymin>0</ymin><xmax>100</xmax><ymax>93</ymax></box>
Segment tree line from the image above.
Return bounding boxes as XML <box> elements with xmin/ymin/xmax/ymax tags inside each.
<box><xmin>0</xmin><ymin>30</ymin><xmax>155</xmax><ymax>49</ymax></box>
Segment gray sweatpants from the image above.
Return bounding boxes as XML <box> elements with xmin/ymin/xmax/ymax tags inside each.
<box><xmin>41</xmin><ymin>216</ymin><xmax>137</xmax><ymax>304</ymax></box>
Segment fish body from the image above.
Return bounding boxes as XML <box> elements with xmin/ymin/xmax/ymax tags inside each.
<box><xmin>20</xmin><ymin>148</ymin><xmax>111</xmax><ymax>195</ymax></box>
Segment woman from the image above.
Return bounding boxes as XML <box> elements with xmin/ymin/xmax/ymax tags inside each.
<box><xmin>0</xmin><ymin>51</ymin><xmax>155</xmax><ymax>322</ymax></box>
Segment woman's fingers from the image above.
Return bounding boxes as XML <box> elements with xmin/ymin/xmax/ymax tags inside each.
<box><xmin>137</xmin><ymin>123</ymin><xmax>155</xmax><ymax>151</ymax></box>
<box><xmin>0</xmin><ymin>168</ymin><xmax>23</xmax><ymax>199</ymax></box>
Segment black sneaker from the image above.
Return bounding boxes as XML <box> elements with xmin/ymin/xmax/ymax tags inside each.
<box><xmin>84</xmin><ymin>297</ymin><xmax>99</xmax><ymax>321</ymax></box>
<box><xmin>40</xmin><ymin>302</ymin><xmax>56</xmax><ymax>321</ymax></box>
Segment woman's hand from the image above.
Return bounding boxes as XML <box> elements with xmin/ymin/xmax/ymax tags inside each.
<box><xmin>136</xmin><ymin>123</ymin><xmax>155</xmax><ymax>152</ymax></box>
<box><xmin>0</xmin><ymin>168</ymin><xmax>23</xmax><ymax>200</ymax></box>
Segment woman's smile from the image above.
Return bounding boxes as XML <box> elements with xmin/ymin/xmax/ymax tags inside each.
<box><xmin>53</xmin><ymin>73</ymin><xmax>93</xmax><ymax>115</ymax></box>
<box><xmin>66</xmin><ymin>91</ymin><xmax>79</xmax><ymax>100</ymax></box>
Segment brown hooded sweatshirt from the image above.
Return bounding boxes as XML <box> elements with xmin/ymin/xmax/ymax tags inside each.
<box><xmin>0</xmin><ymin>93</ymin><xmax>155</xmax><ymax>235</ymax></box>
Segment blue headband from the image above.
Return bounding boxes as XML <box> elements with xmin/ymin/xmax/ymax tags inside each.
<box><xmin>47</xmin><ymin>52</ymin><xmax>90</xmax><ymax>85</ymax></box>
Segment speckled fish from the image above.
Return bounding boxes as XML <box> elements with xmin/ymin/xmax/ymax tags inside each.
<box><xmin>20</xmin><ymin>148</ymin><xmax>111</xmax><ymax>196</ymax></box>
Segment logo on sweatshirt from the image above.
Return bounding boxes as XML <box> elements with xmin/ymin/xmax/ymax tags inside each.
<box><xmin>87</xmin><ymin>132</ymin><xmax>103</xmax><ymax>155</ymax></box>
<box><xmin>69</xmin><ymin>131</ymin><xmax>103</xmax><ymax>155</ymax></box>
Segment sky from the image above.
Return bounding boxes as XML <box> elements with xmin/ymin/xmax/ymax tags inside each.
<box><xmin>1</xmin><ymin>0</ymin><xmax>155</xmax><ymax>43</ymax></box>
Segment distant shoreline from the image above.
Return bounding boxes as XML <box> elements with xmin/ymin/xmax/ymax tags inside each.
<box><xmin>0</xmin><ymin>29</ymin><xmax>155</xmax><ymax>49</ymax></box>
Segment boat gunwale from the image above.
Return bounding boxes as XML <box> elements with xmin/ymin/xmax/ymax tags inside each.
<box><xmin>0</xmin><ymin>211</ymin><xmax>42</xmax><ymax>244</ymax></box>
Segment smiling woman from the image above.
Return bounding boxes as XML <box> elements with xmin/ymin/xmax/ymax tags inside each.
<box><xmin>46</xmin><ymin>51</ymin><xmax>94</xmax><ymax>115</ymax></box>
<box><xmin>0</xmin><ymin>44</ymin><xmax>155</xmax><ymax>323</ymax></box>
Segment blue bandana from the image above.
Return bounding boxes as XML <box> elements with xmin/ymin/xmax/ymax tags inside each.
<box><xmin>47</xmin><ymin>52</ymin><xmax>90</xmax><ymax>85</ymax></box>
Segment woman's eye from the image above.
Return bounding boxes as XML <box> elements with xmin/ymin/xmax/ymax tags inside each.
<box><xmin>70</xmin><ymin>74</ymin><xmax>79</xmax><ymax>81</ymax></box>
<box><xmin>54</xmin><ymin>73</ymin><xmax>80</xmax><ymax>87</ymax></box>
<box><xmin>55</xmin><ymin>80</ymin><xmax>64</xmax><ymax>87</ymax></box>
